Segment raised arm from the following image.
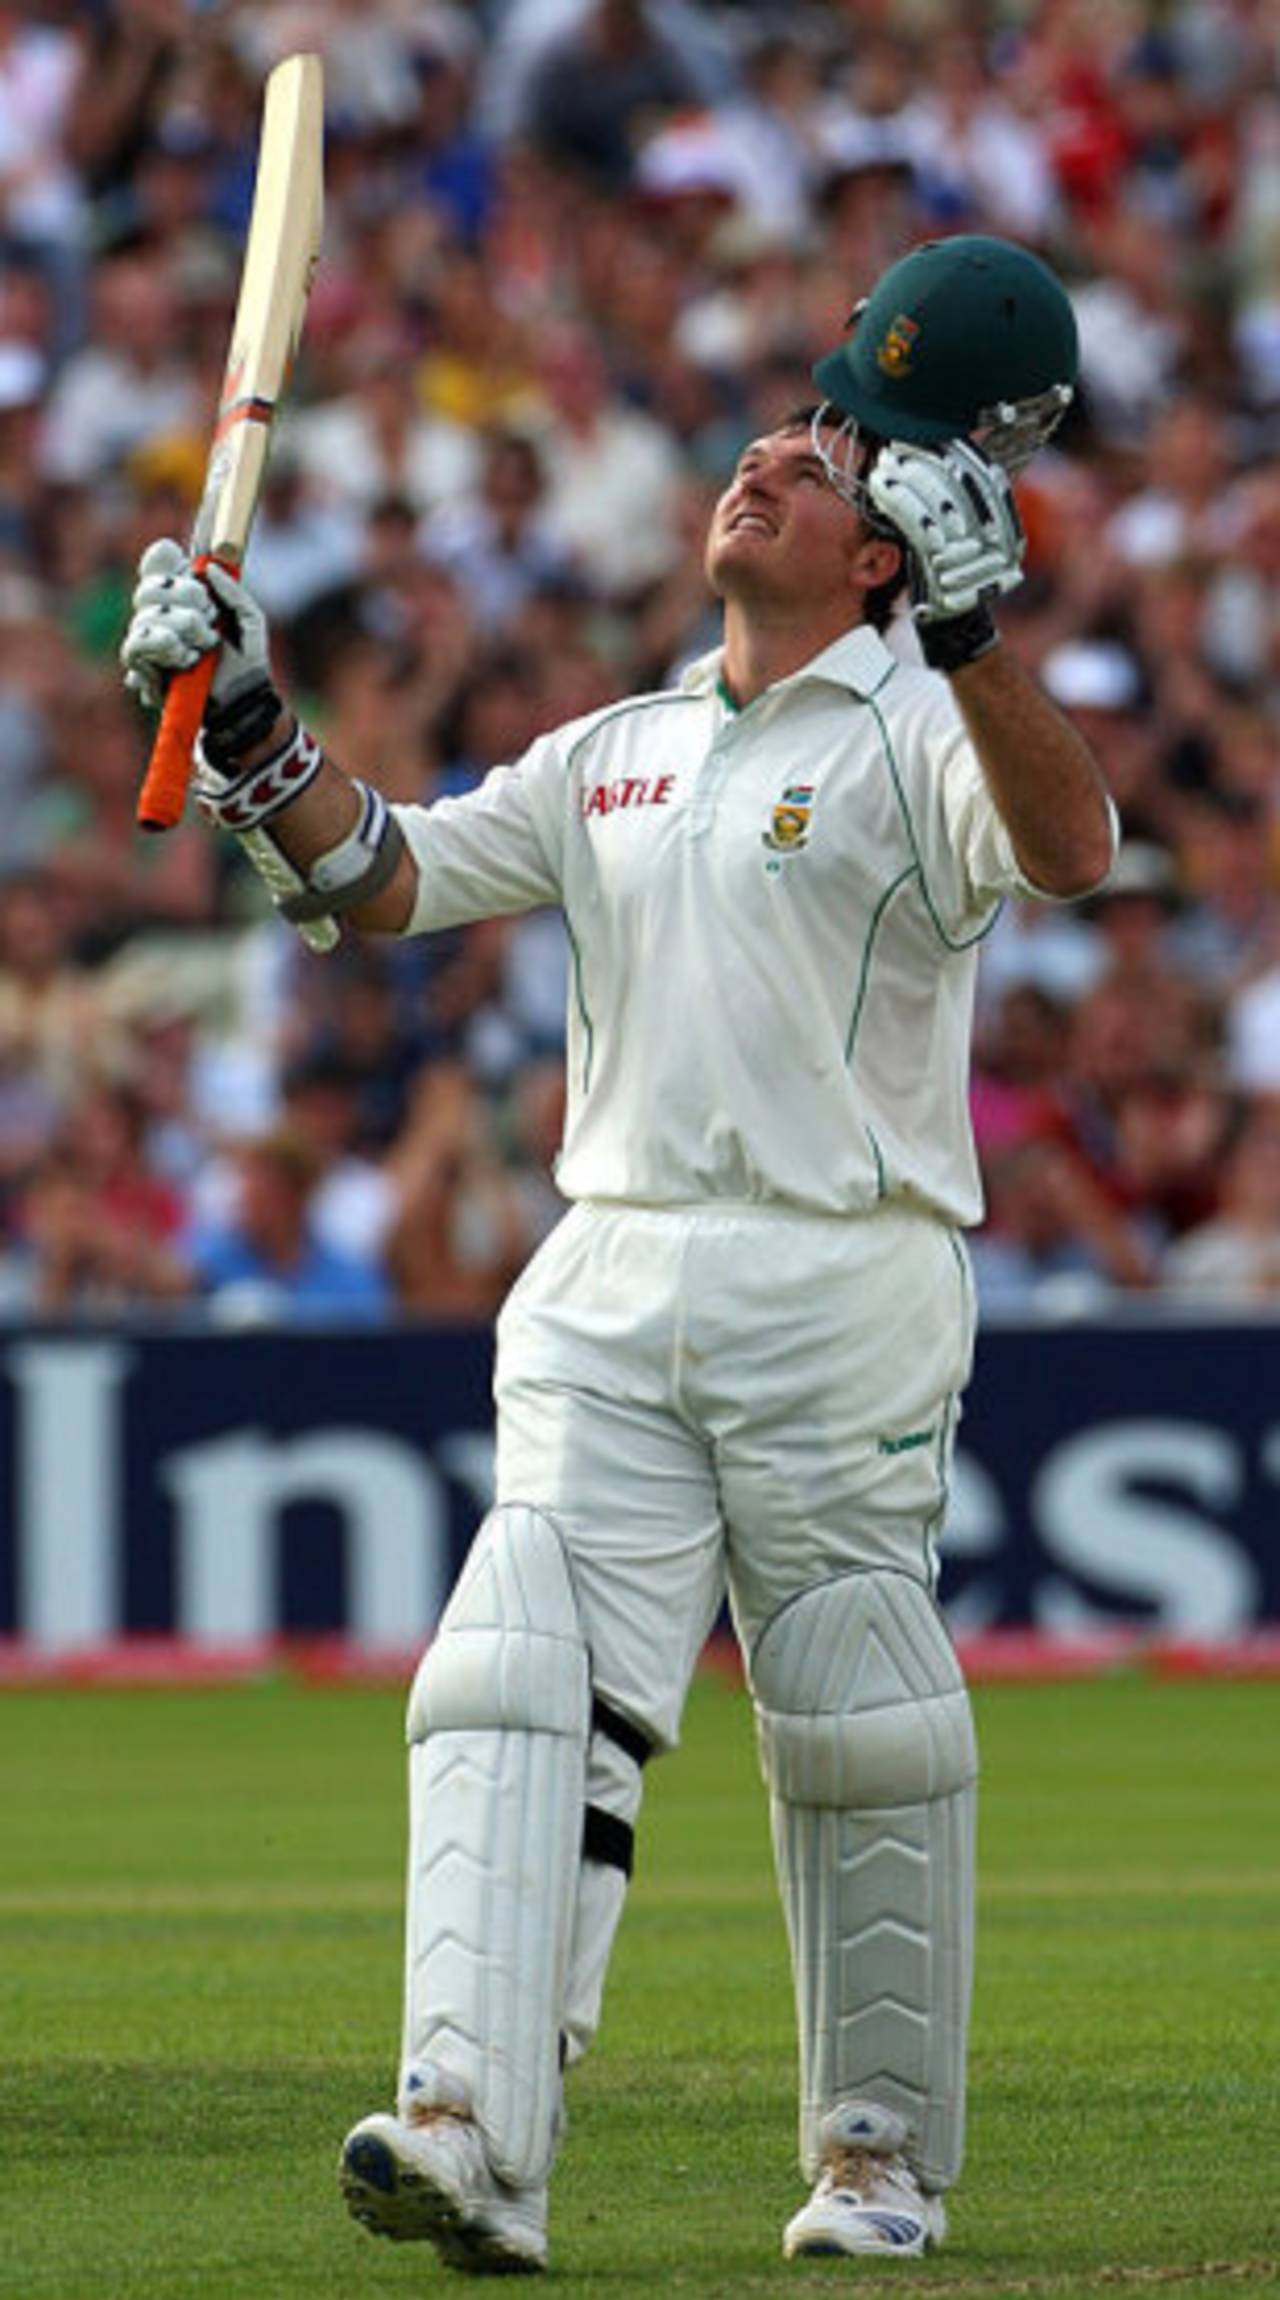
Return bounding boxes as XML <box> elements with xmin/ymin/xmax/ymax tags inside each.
<box><xmin>868</xmin><ymin>437</ymin><xmax>1116</xmax><ymax>898</ymax></box>
<box><xmin>122</xmin><ymin>542</ymin><xmax>418</xmax><ymax>935</ymax></box>
<box><xmin>947</xmin><ymin>643</ymin><xmax>1115</xmax><ymax>898</ymax></box>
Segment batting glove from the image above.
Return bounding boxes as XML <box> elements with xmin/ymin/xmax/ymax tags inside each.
<box><xmin>121</xmin><ymin>533</ymin><xmax>275</xmax><ymax>740</ymax></box>
<box><xmin>867</xmin><ymin>437</ymin><xmax>1025</xmax><ymax>668</ymax></box>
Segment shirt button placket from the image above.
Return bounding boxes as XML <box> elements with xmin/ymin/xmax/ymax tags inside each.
<box><xmin>689</xmin><ymin>721</ymin><xmax>735</xmax><ymax>840</ymax></box>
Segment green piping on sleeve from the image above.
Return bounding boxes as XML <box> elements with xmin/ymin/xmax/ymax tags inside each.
<box><xmin>563</xmin><ymin>689</ymin><xmax>702</xmax><ymax>778</ymax></box>
<box><xmin>923</xmin><ymin>1229</ymin><xmax>974</xmax><ymax>1583</ymax></box>
<box><xmin>922</xmin><ymin>1387</ymin><xmax>957</xmax><ymax>1589</ymax></box>
<box><xmin>862</xmin><ymin>1121</ymin><xmax>887</xmax><ymax>1199</ymax></box>
<box><xmin>844</xmin><ymin>862</ymin><xmax>919</xmax><ymax>1064</ymax></box>
<box><xmin>564</xmin><ymin>919</ymin><xmax>594</xmax><ymax>1094</ymax></box>
<box><xmin>864</xmin><ymin>691</ymin><xmax>1002</xmax><ymax>954</ymax></box>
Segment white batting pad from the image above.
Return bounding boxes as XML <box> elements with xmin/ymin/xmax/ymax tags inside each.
<box><xmin>400</xmin><ymin>1504</ymin><xmax>589</xmax><ymax>2188</ymax></box>
<box><xmin>751</xmin><ymin>1569</ymin><xmax>977</xmax><ymax>2193</ymax></box>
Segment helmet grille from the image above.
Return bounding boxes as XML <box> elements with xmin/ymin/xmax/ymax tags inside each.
<box><xmin>974</xmin><ymin>384</ymin><xmax>1074</xmax><ymax>473</ymax></box>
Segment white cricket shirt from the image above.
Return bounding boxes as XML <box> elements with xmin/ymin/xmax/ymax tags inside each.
<box><xmin>392</xmin><ymin>625</ymin><xmax>1045</xmax><ymax>1225</ymax></box>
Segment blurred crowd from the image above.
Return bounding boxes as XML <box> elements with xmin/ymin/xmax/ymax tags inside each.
<box><xmin>3</xmin><ymin>0</ymin><xmax>1280</xmax><ymax>1323</ymax></box>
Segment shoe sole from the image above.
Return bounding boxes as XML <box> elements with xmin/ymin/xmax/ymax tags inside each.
<box><xmin>339</xmin><ymin>2130</ymin><xmax>544</xmax><ymax>2275</ymax></box>
<box><xmin>785</xmin><ymin>2207</ymin><xmax>940</xmax><ymax>2261</ymax></box>
<box><xmin>786</xmin><ymin>2233</ymin><xmax>928</xmax><ymax>2258</ymax></box>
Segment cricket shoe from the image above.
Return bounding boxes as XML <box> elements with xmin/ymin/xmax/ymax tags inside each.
<box><xmin>339</xmin><ymin>2110</ymin><xmax>547</xmax><ymax>2274</ymax></box>
<box><xmin>783</xmin><ymin>2099</ymin><xmax>947</xmax><ymax>2260</ymax></box>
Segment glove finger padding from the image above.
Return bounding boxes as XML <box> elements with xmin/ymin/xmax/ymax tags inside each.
<box><xmin>868</xmin><ymin>437</ymin><xmax>1025</xmax><ymax>622</ymax></box>
<box><xmin>120</xmin><ymin>540</ymin><xmax>273</xmax><ymax>716</ymax></box>
<box><xmin>120</xmin><ymin>539</ymin><xmax>220</xmax><ymax>710</ymax></box>
<box><xmin>137</xmin><ymin>536</ymin><xmax>190</xmax><ymax>583</ymax></box>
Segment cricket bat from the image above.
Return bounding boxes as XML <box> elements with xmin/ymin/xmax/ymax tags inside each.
<box><xmin>135</xmin><ymin>52</ymin><xmax>324</xmax><ymax>838</ymax></box>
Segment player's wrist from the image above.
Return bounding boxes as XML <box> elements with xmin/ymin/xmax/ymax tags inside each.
<box><xmin>916</xmin><ymin>603</ymin><xmax>1000</xmax><ymax>674</ymax></box>
<box><xmin>201</xmin><ymin>677</ymin><xmax>287</xmax><ymax>770</ymax></box>
<box><xmin>194</xmin><ymin>714</ymin><xmax>322</xmax><ymax>832</ymax></box>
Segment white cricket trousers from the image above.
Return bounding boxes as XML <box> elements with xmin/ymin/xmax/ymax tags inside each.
<box><xmin>494</xmin><ymin>1198</ymin><xmax>976</xmax><ymax>1749</ymax></box>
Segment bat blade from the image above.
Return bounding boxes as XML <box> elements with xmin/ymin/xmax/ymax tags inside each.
<box><xmin>136</xmin><ymin>52</ymin><xmax>324</xmax><ymax>836</ymax></box>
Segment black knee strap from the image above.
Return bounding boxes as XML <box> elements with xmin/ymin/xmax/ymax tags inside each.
<box><xmin>582</xmin><ymin>1696</ymin><xmax>652</xmax><ymax>1877</ymax></box>
<box><xmin>591</xmin><ymin>1694</ymin><xmax>653</xmax><ymax>1769</ymax></box>
<box><xmin>582</xmin><ymin>1804</ymin><xmax>635</xmax><ymax>1877</ymax></box>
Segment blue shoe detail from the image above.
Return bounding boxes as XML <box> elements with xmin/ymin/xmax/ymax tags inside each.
<box><xmin>344</xmin><ymin>2134</ymin><xmax>396</xmax><ymax>2194</ymax></box>
<box><xmin>856</xmin><ymin>2210</ymin><xmax>921</xmax><ymax>2247</ymax></box>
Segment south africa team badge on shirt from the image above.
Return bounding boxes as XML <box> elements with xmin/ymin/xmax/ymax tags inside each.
<box><xmin>763</xmin><ymin>784</ymin><xmax>815</xmax><ymax>872</ymax></box>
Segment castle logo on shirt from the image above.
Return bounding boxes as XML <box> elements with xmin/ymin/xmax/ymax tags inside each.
<box><xmin>762</xmin><ymin>784</ymin><xmax>815</xmax><ymax>863</ymax></box>
<box><xmin>580</xmin><ymin>774</ymin><xmax>675</xmax><ymax>819</ymax></box>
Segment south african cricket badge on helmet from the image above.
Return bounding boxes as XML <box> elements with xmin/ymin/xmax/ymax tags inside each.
<box><xmin>875</xmin><ymin>313</ymin><xmax>919</xmax><ymax>377</ymax></box>
<box><xmin>763</xmin><ymin>783</ymin><xmax>815</xmax><ymax>872</ymax></box>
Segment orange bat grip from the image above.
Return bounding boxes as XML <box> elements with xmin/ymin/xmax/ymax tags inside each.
<box><xmin>135</xmin><ymin>647</ymin><xmax>217</xmax><ymax>832</ymax></box>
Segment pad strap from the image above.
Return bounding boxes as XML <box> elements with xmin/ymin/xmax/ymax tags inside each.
<box><xmin>582</xmin><ymin>1805</ymin><xmax>634</xmax><ymax>1877</ymax></box>
<box><xmin>581</xmin><ymin>1698</ymin><xmax>648</xmax><ymax>1877</ymax></box>
<box><xmin>591</xmin><ymin>1694</ymin><xmax>653</xmax><ymax>1771</ymax></box>
<box><xmin>278</xmin><ymin>780</ymin><xmax>406</xmax><ymax>922</ymax></box>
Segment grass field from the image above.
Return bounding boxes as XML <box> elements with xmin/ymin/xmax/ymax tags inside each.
<box><xmin>2</xmin><ymin>1668</ymin><xmax>1278</xmax><ymax>2299</ymax></box>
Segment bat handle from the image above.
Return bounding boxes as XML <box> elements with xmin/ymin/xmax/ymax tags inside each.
<box><xmin>136</xmin><ymin>650</ymin><xmax>217</xmax><ymax>833</ymax></box>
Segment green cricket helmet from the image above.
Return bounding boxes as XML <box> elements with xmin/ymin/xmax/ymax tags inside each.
<box><xmin>812</xmin><ymin>234</ymin><xmax>1078</xmax><ymax>486</ymax></box>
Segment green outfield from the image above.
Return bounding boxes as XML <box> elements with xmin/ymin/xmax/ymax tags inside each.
<box><xmin>2</xmin><ymin>1669</ymin><xmax>1278</xmax><ymax>2299</ymax></box>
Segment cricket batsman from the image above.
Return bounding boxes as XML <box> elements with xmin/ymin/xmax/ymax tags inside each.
<box><xmin>122</xmin><ymin>235</ymin><xmax>1116</xmax><ymax>2270</ymax></box>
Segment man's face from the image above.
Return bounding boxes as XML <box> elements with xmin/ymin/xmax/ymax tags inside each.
<box><xmin>705</xmin><ymin>422</ymin><xmax>888</xmax><ymax>608</ymax></box>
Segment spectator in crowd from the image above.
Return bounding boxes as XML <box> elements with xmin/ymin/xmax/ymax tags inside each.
<box><xmin>1039</xmin><ymin>973</ymin><xmax>1197</xmax><ymax>1261</ymax></box>
<box><xmin>286</xmin><ymin>944</ymin><xmax>438</xmax><ymax>1148</ymax></box>
<box><xmin>1069</xmin><ymin>209</ymin><xmax>1188</xmax><ymax>446</ymax></box>
<box><xmin>415</xmin><ymin>241</ymin><xmax>541</xmax><ymax>431</ymax></box>
<box><xmin>7</xmin><ymin>1147</ymin><xmax>186</xmax><ymax>1316</ymax></box>
<box><xmin>1170</xmin><ymin>786</ymin><xmax>1278</xmax><ymax>996</ymax></box>
<box><xmin>184</xmin><ymin>1123</ymin><xmax>390</xmax><ymax>1322</ymax></box>
<box><xmin>971</xmin><ymin>981</ymin><xmax>1075</xmax><ymax>1163</ymax></box>
<box><xmin>5</xmin><ymin>1073</ymin><xmax>190</xmax><ymax>1317</ymax></box>
<box><xmin>0</xmin><ymin>867</ymin><xmax>123</xmax><ymax>1098</ymax></box>
<box><xmin>240</xmin><ymin>452</ymin><xmax>365</xmax><ymax>630</ymax></box>
<box><xmin>969</xmin><ymin>1133</ymin><xmax>1154</xmax><ymax>1312</ymax></box>
<box><xmin>278</xmin><ymin>1045</ymin><xmax>401</xmax><ymax>1269</ymax></box>
<box><xmin>60</xmin><ymin>1073</ymin><xmax>188</xmax><ymax>1245</ymax></box>
<box><xmin>39</xmin><ymin>249</ymin><xmax>202</xmax><ymax>488</ymax></box>
<box><xmin>0</xmin><ymin>578</ymin><xmax>80</xmax><ymax>861</ymax></box>
<box><xmin>42</xmin><ymin>674</ymin><xmax>218</xmax><ymax>954</ymax></box>
<box><xmin>0</xmin><ymin>0</ymin><xmax>88</xmax><ymax>353</ymax></box>
<box><xmin>1077</xmin><ymin>838</ymin><xmax>1186</xmax><ymax>991</ymax></box>
<box><xmin>1104</xmin><ymin>393</ymin><xmax>1239</xmax><ymax>568</ymax></box>
<box><xmin>383</xmin><ymin>1060</ymin><xmax>531</xmax><ymax>1319</ymax></box>
<box><xmin>1161</xmin><ymin>1094</ymin><xmax>1280</xmax><ymax>1300</ymax></box>
<box><xmin>420</xmin><ymin>424</ymin><xmax>573</xmax><ymax>632</ymax></box>
<box><xmin>533</xmin><ymin>322</ymin><xmax>686</xmax><ymax>600</ymax></box>
<box><xmin>900</xmin><ymin>30</ymin><xmax>1061</xmax><ymax>242</ymax></box>
<box><xmin>288</xmin><ymin>316</ymin><xmax>479</xmax><ymax>523</ymax></box>
<box><xmin>524</xmin><ymin>0</ymin><xmax>705</xmax><ymax>189</ymax></box>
